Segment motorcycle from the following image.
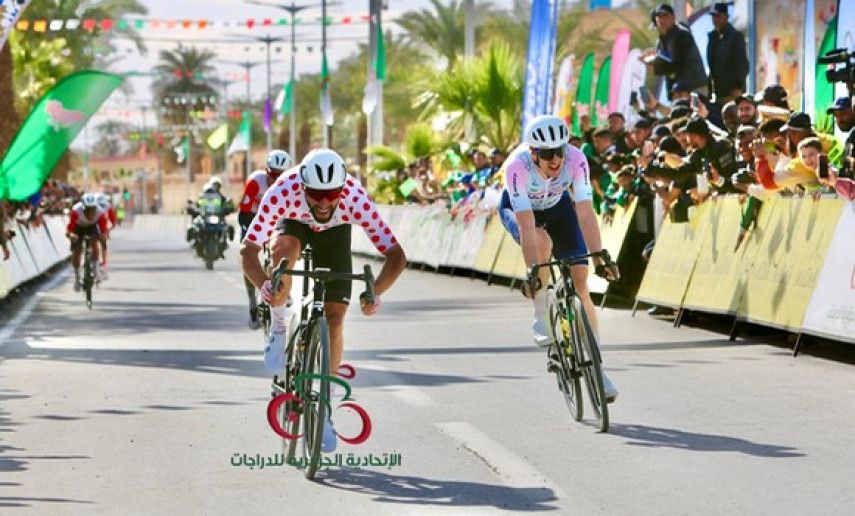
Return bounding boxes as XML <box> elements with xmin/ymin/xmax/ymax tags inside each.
<box><xmin>186</xmin><ymin>200</ymin><xmax>234</xmax><ymax>270</ymax></box>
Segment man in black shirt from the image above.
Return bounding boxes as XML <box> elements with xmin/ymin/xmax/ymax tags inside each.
<box><xmin>707</xmin><ymin>2</ymin><xmax>749</xmax><ymax>104</ymax></box>
<box><xmin>643</xmin><ymin>3</ymin><xmax>708</xmax><ymax>99</ymax></box>
<box><xmin>827</xmin><ymin>96</ymin><xmax>855</xmax><ymax>179</ymax></box>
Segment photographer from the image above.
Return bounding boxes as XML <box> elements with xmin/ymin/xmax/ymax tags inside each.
<box><xmin>827</xmin><ymin>96</ymin><xmax>855</xmax><ymax>180</ymax></box>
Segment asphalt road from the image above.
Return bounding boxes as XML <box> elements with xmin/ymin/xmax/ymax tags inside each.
<box><xmin>2</xmin><ymin>223</ymin><xmax>854</xmax><ymax>515</ymax></box>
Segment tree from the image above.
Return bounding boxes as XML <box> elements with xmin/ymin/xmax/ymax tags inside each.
<box><xmin>396</xmin><ymin>0</ymin><xmax>468</xmax><ymax>70</ymax></box>
<box><xmin>9</xmin><ymin>32</ymin><xmax>75</xmax><ymax>116</ymax></box>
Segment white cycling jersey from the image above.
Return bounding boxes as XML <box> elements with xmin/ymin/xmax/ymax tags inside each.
<box><xmin>502</xmin><ymin>143</ymin><xmax>593</xmax><ymax>212</ymax></box>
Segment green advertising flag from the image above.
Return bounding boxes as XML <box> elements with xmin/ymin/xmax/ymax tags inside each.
<box><xmin>398</xmin><ymin>177</ymin><xmax>418</xmax><ymax>197</ymax></box>
<box><xmin>815</xmin><ymin>16</ymin><xmax>838</xmax><ymax>134</ymax></box>
<box><xmin>572</xmin><ymin>53</ymin><xmax>595</xmax><ymax>135</ymax></box>
<box><xmin>0</xmin><ymin>70</ymin><xmax>123</xmax><ymax>200</ymax></box>
<box><xmin>592</xmin><ymin>56</ymin><xmax>611</xmax><ymax>129</ymax></box>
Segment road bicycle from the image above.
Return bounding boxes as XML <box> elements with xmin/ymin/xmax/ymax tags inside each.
<box><xmin>80</xmin><ymin>234</ymin><xmax>97</xmax><ymax>310</ymax></box>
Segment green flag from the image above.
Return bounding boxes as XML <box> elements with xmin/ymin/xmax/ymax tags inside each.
<box><xmin>572</xmin><ymin>53</ymin><xmax>595</xmax><ymax>135</ymax></box>
<box><xmin>275</xmin><ymin>79</ymin><xmax>294</xmax><ymax>119</ymax></box>
<box><xmin>0</xmin><ymin>70</ymin><xmax>123</xmax><ymax>200</ymax></box>
<box><xmin>592</xmin><ymin>56</ymin><xmax>612</xmax><ymax>129</ymax></box>
<box><xmin>207</xmin><ymin>124</ymin><xmax>228</xmax><ymax>150</ymax></box>
<box><xmin>320</xmin><ymin>53</ymin><xmax>333</xmax><ymax>126</ymax></box>
<box><xmin>174</xmin><ymin>136</ymin><xmax>190</xmax><ymax>163</ymax></box>
<box><xmin>398</xmin><ymin>177</ymin><xmax>418</xmax><ymax>197</ymax></box>
<box><xmin>815</xmin><ymin>16</ymin><xmax>838</xmax><ymax>135</ymax></box>
<box><xmin>375</xmin><ymin>24</ymin><xmax>386</xmax><ymax>81</ymax></box>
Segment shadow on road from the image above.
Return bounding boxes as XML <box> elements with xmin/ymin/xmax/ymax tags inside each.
<box><xmin>609</xmin><ymin>423</ymin><xmax>804</xmax><ymax>458</ymax></box>
<box><xmin>318</xmin><ymin>468</ymin><xmax>559</xmax><ymax>512</ymax></box>
<box><xmin>0</xmin><ymin>496</ymin><xmax>94</xmax><ymax>508</ymax></box>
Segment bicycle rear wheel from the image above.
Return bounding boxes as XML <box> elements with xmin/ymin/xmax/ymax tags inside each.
<box><xmin>547</xmin><ymin>288</ymin><xmax>582</xmax><ymax>422</ymax></box>
<box><xmin>302</xmin><ymin>317</ymin><xmax>330</xmax><ymax>480</ymax></box>
<box><xmin>83</xmin><ymin>247</ymin><xmax>94</xmax><ymax>310</ymax></box>
<box><xmin>573</xmin><ymin>296</ymin><xmax>608</xmax><ymax>433</ymax></box>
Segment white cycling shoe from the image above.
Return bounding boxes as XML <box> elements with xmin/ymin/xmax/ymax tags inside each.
<box><xmin>532</xmin><ymin>317</ymin><xmax>551</xmax><ymax>347</ymax></box>
<box><xmin>263</xmin><ymin>329</ymin><xmax>286</xmax><ymax>373</ymax></box>
<box><xmin>322</xmin><ymin>417</ymin><xmax>337</xmax><ymax>453</ymax></box>
<box><xmin>602</xmin><ymin>373</ymin><xmax>618</xmax><ymax>404</ymax></box>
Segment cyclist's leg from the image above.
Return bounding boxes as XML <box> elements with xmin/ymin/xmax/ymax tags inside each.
<box><xmin>310</xmin><ymin>224</ymin><xmax>352</xmax><ymax>374</ymax></box>
<box><xmin>239</xmin><ymin>219</ymin><xmax>260</xmax><ymax>324</ymax></box>
<box><xmin>542</xmin><ymin>193</ymin><xmax>599</xmax><ymax>334</ymax></box>
<box><xmin>498</xmin><ymin>192</ymin><xmax>552</xmax><ymax>294</ymax></box>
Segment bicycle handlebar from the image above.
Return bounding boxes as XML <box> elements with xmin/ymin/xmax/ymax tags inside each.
<box><xmin>526</xmin><ymin>249</ymin><xmax>613</xmax><ymax>280</ymax></box>
<box><xmin>270</xmin><ymin>258</ymin><xmax>376</xmax><ymax>302</ymax></box>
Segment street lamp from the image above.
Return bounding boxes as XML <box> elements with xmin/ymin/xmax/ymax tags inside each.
<box><xmin>244</xmin><ymin>1</ymin><xmax>331</xmax><ymax>156</ymax></box>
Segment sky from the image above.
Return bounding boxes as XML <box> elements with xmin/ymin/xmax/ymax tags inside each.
<box><xmin>79</xmin><ymin>0</ymin><xmax>518</xmax><ymax>137</ymax></box>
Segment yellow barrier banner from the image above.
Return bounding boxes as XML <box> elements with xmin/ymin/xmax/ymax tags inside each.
<box><xmin>473</xmin><ymin>216</ymin><xmax>507</xmax><ymax>273</ymax></box>
<box><xmin>589</xmin><ymin>199</ymin><xmax>638</xmax><ymax>294</ymax></box>
<box><xmin>491</xmin><ymin>233</ymin><xmax>526</xmax><ymax>279</ymax></box>
<box><xmin>739</xmin><ymin>197</ymin><xmax>844</xmax><ymax>331</ymax></box>
<box><xmin>682</xmin><ymin>197</ymin><xmax>764</xmax><ymax>314</ymax></box>
<box><xmin>636</xmin><ymin>203</ymin><xmax>710</xmax><ymax>308</ymax></box>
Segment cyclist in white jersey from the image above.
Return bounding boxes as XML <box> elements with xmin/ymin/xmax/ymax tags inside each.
<box><xmin>500</xmin><ymin>114</ymin><xmax>620</xmax><ymax>402</ymax></box>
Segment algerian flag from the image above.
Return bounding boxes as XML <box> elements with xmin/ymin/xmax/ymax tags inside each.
<box><xmin>207</xmin><ymin>123</ymin><xmax>228</xmax><ymax>150</ymax></box>
<box><xmin>174</xmin><ymin>136</ymin><xmax>189</xmax><ymax>163</ymax></box>
<box><xmin>0</xmin><ymin>70</ymin><xmax>123</xmax><ymax>201</ymax></box>
<box><xmin>227</xmin><ymin>111</ymin><xmax>251</xmax><ymax>155</ymax></box>
<box><xmin>362</xmin><ymin>17</ymin><xmax>386</xmax><ymax>115</ymax></box>
<box><xmin>275</xmin><ymin>79</ymin><xmax>294</xmax><ymax>120</ymax></box>
<box><xmin>319</xmin><ymin>53</ymin><xmax>334</xmax><ymax>126</ymax></box>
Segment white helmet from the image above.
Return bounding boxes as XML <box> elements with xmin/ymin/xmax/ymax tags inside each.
<box><xmin>96</xmin><ymin>193</ymin><xmax>109</xmax><ymax>208</ymax></box>
<box><xmin>82</xmin><ymin>193</ymin><xmax>98</xmax><ymax>208</ymax></box>
<box><xmin>523</xmin><ymin>114</ymin><xmax>569</xmax><ymax>149</ymax></box>
<box><xmin>208</xmin><ymin>176</ymin><xmax>222</xmax><ymax>187</ymax></box>
<box><xmin>299</xmin><ymin>148</ymin><xmax>347</xmax><ymax>190</ymax></box>
<box><xmin>266</xmin><ymin>149</ymin><xmax>293</xmax><ymax>172</ymax></box>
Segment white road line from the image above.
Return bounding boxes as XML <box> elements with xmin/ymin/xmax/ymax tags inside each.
<box><xmin>0</xmin><ymin>269</ymin><xmax>69</xmax><ymax>344</ymax></box>
<box><xmin>366</xmin><ymin>364</ymin><xmax>435</xmax><ymax>406</ymax></box>
<box><xmin>435</xmin><ymin>421</ymin><xmax>565</xmax><ymax>498</ymax></box>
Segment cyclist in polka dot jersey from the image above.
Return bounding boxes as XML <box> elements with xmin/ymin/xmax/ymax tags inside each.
<box><xmin>240</xmin><ymin>148</ymin><xmax>407</xmax><ymax>380</ymax></box>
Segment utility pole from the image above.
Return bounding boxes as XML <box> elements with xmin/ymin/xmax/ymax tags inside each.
<box><xmin>321</xmin><ymin>0</ymin><xmax>328</xmax><ymax>147</ymax></box>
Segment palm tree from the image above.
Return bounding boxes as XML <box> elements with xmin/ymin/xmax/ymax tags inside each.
<box><xmin>152</xmin><ymin>47</ymin><xmax>219</xmax><ymax>124</ymax></box>
<box><xmin>396</xmin><ymin>0</ymin><xmax>467</xmax><ymax>70</ymax></box>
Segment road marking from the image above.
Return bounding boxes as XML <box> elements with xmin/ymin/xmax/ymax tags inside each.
<box><xmin>367</xmin><ymin>365</ymin><xmax>435</xmax><ymax>406</ymax></box>
<box><xmin>0</xmin><ymin>269</ymin><xmax>69</xmax><ymax>344</ymax></box>
<box><xmin>435</xmin><ymin>421</ymin><xmax>564</xmax><ymax>498</ymax></box>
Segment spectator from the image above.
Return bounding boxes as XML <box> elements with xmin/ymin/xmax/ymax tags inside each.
<box><xmin>780</xmin><ymin>111</ymin><xmax>842</xmax><ymax>164</ymax></box>
<box><xmin>631</xmin><ymin>119</ymin><xmax>653</xmax><ymax>149</ymax></box>
<box><xmin>754</xmin><ymin>84</ymin><xmax>790</xmax><ymax>113</ymax></box>
<box><xmin>489</xmin><ymin>148</ymin><xmax>506</xmax><ymax>177</ymax></box>
<box><xmin>734</xmin><ymin>94</ymin><xmax>759</xmax><ymax>126</ymax></box>
<box><xmin>608</xmin><ymin>112</ymin><xmax>632</xmax><ymax>154</ymax></box>
<box><xmin>642</xmin><ymin>3</ymin><xmax>708</xmax><ymax>99</ymax></box>
<box><xmin>721</xmin><ymin>101</ymin><xmax>739</xmax><ymax>136</ymax></box>
<box><xmin>706</xmin><ymin>2</ymin><xmax>749</xmax><ymax>104</ymax></box>
<box><xmin>827</xmin><ymin>96</ymin><xmax>855</xmax><ymax>179</ymax></box>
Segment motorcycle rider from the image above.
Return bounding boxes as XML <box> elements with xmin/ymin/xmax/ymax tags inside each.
<box><xmin>186</xmin><ymin>177</ymin><xmax>236</xmax><ymax>252</ymax></box>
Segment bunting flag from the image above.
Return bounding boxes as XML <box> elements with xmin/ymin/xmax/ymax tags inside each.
<box><xmin>207</xmin><ymin>123</ymin><xmax>228</xmax><ymax>150</ymax></box>
<box><xmin>592</xmin><ymin>56</ymin><xmax>611</xmax><ymax>128</ymax></box>
<box><xmin>319</xmin><ymin>53</ymin><xmax>333</xmax><ymax>126</ymax></box>
<box><xmin>572</xmin><ymin>53</ymin><xmax>595</xmax><ymax>135</ymax></box>
<box><xmin>0</xmin><ymin>70</ymin><xmax>123</xmax><ymax>201</ymax></box>
<box><xmin>275</xmin><ymin>79</ymin><xmax>293</xmax><ymax>120</ymax></box>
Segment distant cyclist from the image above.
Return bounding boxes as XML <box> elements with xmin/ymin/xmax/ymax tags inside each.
<box><xmin>500</xmin><ymin>114</ymin><xmax>620</xmax><ymax>402</ymax></box>
<box><xmin>238</xmin><ymin>149</ymin><xmax>293</xmax><ymax>329</ymax></box>
<box><xmin>66</xmin><ymin>193</ymin><xmax>109</xmax><ymax>291</ymax></box>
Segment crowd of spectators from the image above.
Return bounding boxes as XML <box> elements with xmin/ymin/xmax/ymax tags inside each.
<box><xmin>0</xmin><ymin>180</ymin><xmax>85</xmax><ymax>261</ymax></box>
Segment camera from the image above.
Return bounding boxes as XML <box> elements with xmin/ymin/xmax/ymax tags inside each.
<box><xmin>819</xmin><ymin>48</ymin><xmax>855</xmax><ymax>84</ymax></box>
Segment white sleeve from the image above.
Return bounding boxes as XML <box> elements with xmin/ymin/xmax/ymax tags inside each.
<box><xmin>567</xmin><ymin>147</ymin><xmax>593</xmax><ymax>203</ymax></box>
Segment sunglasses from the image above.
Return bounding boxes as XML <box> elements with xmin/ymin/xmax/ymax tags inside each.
<box><xmin>534</xmin><ymin>147</ymin><xmax>565</xmax><ymax>161</ymax></box>
<box><xmin>304</xmin><ymin>187</ymin><xmax>343</xmax><ymax>203</ymax></box>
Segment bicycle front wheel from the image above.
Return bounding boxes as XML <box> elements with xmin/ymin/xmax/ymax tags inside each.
<box><xmin>280</xmin><ymin>317</ymin><xmax>302</xmax><ymax>463</ymax></box>
<box><xmin>573</xmin><ymin>296</ymin><xmax>608</xmax><ymax>433</ymax></box>
<box><xmin>83</xmin><ymin>247</ymin><xmax>94</xmax><ymax>310</ymax></box>
<box><xmin>302</xmin><ymin>317</ymin><xmax>330</xmax><ymax>480</ymax></box>
<box><xmin>547</xmin><ymin>288</ymin><xmax>582</xmax><ymax>422</ymax></box>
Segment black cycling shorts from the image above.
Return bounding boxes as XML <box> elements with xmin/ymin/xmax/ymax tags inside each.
<box><xmin>275</xmin><ymin>219</ymin><xmax>353</xmax><ymax>304</ymax></box>
<box><xmin>71</xmin><ymin>225</ymin><xmax>100</xmax><ymax>251</ymax></box>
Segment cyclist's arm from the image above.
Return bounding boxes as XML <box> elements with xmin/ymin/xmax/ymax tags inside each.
<box><xmin>67</xmin><ymin>209</ymin><xmax>79</xmax><ymax>233</ymax></box>
<box><xmin>374</xmin><ymin>244</ymin><xmax>406</xmax><ymax>297</ymax></box>
<box><xmin>568</xmin><ymin>148</ymin><xmax>606</xmax><ymax>265</ymax></box>
<box><xmin>240</xmin><ymin>182</ymin><xmax>285</xmax><ymax>287</ymax></box>
<box><xmin>506</xmin><ymin>158</ymin><xmax>541</xmax><ymax>267</ymax></box>
<box><xmin>515</xmin><ymin>210</ymin><xmax>542</xmax><ymax>268</ymax></box>
<box><xmin>239</xmin><ymin>240</ymin><xmax>266</xmax><ymax>289</ymax></box>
